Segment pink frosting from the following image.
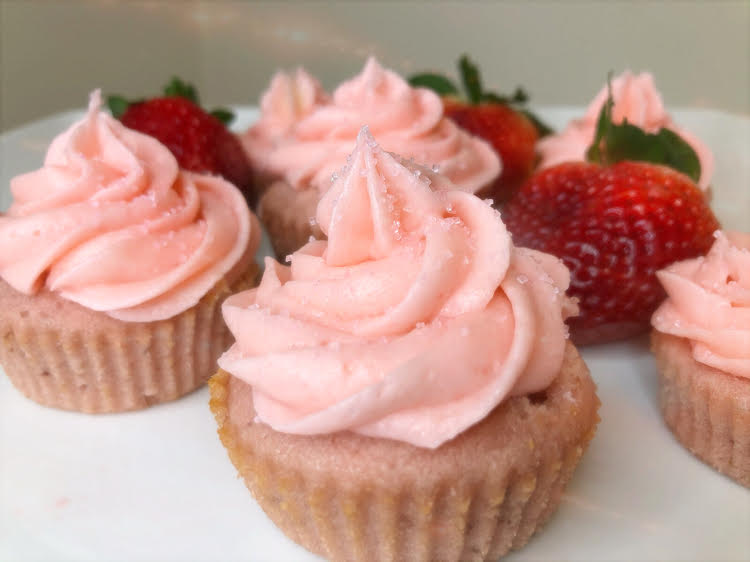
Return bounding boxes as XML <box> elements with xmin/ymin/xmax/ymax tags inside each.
<box><xmin>537</xmin><ymin>71</ymin><xmax>714</xmax><ymax>190</ymax></box>
<box><xmin>218</xmin><ymin>128</ymin><xmax>576</xmax><ymax>448</ymax></box>
<box><xmin>241</xmin><ymin>68</ymin><xmax>330</xmax><ymax>174</ymax></box>
<box><xmin>0</xmin><ymin>90</ymin><xmax>258</xmax><ymax>322</ymax></box>
<box><xmin>249</xmin><ymin>57</ymin><xmax>500</xmax><ymax>195</ymax></box>
<box><xmin>652</xmin><ymin>231</ymin><xmax>750</xmax><ymax>378</ymax></box>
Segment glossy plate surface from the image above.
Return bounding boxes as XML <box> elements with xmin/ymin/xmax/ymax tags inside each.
<box><xmin>1</xmin><ymin>107</ymin><xmax>749</xmax><ymax>561</ymax></box>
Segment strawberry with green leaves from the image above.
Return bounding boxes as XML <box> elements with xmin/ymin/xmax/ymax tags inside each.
<box><xmin>108</xmin><ymin>78</ymin><xmax>254</xmax><ymax>205</ymax></box>
<box><xmin>503</xmin><ymin>85</ymin><xmax>720</xmax><ymax>345</ymax></box>
<box><xmin>410</xmin><ymin>56</ymin><xmax>550</xmax><ymax>203</ymax></box>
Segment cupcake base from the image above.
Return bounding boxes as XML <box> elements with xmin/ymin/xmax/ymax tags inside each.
<box><xmin>652</xmin><ymin>331</ymin><xmax>750</xmax><ymax>487</ymax></box>
<box><xmin>258</xmin><ymin>180</ymin><xmax>323</xmax><ymax>259</ymax></box>
<box><xmin>0</xmin><ymin>263</ymin><xmax>258</xmax><ymax>414</ymax></box>
<box><xmin>209</xmin><ymin>342</ymin><xmax>599</xmax><ymax>561</ymax></box>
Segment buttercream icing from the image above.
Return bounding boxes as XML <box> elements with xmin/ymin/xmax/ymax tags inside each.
<box><xmin>219</xmin><ymin>128</ymin><xmax>576</xmax><ymax>448</ymax></box>
<box><xmin>652</xmin><ymin>231</ymin><xmax>750</xmax><ymax>378</ymax></box>
<box><xmin>242</xmin><ymin>68</ymin><xmax>330</xmax><ymax>174</ymax></box>
<box><xmin>0</xmin><ymin>90</ymin><xmax>258</xmax><ymax>322</ymax></box>
<box><xmin>244</xmin><ymin>57</ymin><xmax>501</xmax><ymax>195</ymax></box>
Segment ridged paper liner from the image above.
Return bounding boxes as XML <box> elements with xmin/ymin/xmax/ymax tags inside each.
<box><xmin>0</xmin><ymin>264</ymin><xmax>258</xmax><ymax>414</ymax></box>
<box><xmin>652</xmin><ymin>331</ymin><xmax>750</xmax><ymax>487</ymax></box>
<box><xmin>210</xmin><ymin>342</ymin><xmax>600</xmax><ymax>561</ymax></box>
<box><xmin>258</xmin><ymin>180</ymin><xmax>323</xmax><ymax>260</ymax></box>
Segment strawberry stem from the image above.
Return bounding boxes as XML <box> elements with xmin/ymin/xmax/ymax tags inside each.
<box><xmin>459</xmin><ymin>55</ymin><xmax>483</xmax><ymax>104</ymax></box>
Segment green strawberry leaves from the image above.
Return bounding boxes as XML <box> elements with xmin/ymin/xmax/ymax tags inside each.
<box><xmin>209</xmin><ymin>108</ymin><xmax>235</xmax><ymax>126</ymax></box>
<box><xmin>106</xmin><ymin>95</ymin><xmax>133</xmax><ymax>119</ymax></box>
<box><xmin>408</xmin><ymin>54</ymin><xmax>552</xmax><ymax>137</ymax></box>
<box><xmin>106</xmin><ymin>77</ymin><xmax>235</xmax><ymax>126</ymax></box>
<box><xmin>163</xmin><ymin>77</ymin><xmax>199</xmax><ymax>104</ymax></box>
<box><xmin>408</xmin><ymin>74</ymin><xmax>459</xmax><ymax>96</ymax></box>
<box><xmin>482</xmin><ymin>87</ymin><xmax>528</xmax><ymax>105</ymax></box>
<box><xmin>459</xmin><ymin>55</ymin><xmax>483</xmax><ymax>104</ymax></box>
<box><xmin>586</xmin><ymin>80</ymin><xmax>701</xmax><ymax>183</ymax></box>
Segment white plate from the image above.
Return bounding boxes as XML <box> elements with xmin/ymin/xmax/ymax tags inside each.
<box><xmin>1</xmin><ymin>107</ymin><xmax>749</xmax><ymax>562</ymax></box>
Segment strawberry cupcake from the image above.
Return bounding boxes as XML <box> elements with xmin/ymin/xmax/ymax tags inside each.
<box><xmin>537</xmin><ymin>70</ymin><xmax>714</xmax><ymax>193</ymax></box>
<box><xmin>651</xmin><ymin>231</ymin><xmax>750</xmax><ymax>487</ymax></box>
<box><xmin>242</xmin><ymin>57</ymin><xmax>501</xmax><ymax>259</ymax></box>
<box><xmin>210</xmin><ymin>128</ymin><xmax>599</xmax><ymax>561</ymax></box>
<box><xmin>0</xmin><ymin>91</ymin><xmax>261</xmax><ymax>413</ymax></box>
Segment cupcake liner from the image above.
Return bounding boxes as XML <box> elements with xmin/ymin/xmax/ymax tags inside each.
<box><xmin>0</xmin><ymin>264</ymin><xmax>258</xmax><ymax>414</ymax></box>
<box><xmin>210</xmin><ymin>342</ymin><xmax>600</xmax><ymax>561</ymax></box>
<box><xmin>652</xmin><ymin>331</ymin><xmax>750</xmax><ymax>487</ymax></box>
<box><xmin>258</xmin><ymin>180</ymin><xmax>323</xmax><ymax>260</ymax></box>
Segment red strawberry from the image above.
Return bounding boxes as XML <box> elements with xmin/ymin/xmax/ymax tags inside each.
<box><xmin>503</xmin><ymin>85</ymin><xmax>720</xmax><ymax>345</ymax></box>
<box><xmin>410</xmin><ymin>55</ymin><xmax>551</xmax><ymax>203</ymax></box>
<box><xmin>107</xmin><ymin>78</ymin><xmax>254</xmax><ymax>205</ymax></box>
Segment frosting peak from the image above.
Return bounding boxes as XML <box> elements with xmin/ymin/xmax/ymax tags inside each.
<box><xmin>537</xmin><ymin>71</ymin><xmax>714</xmax><ymax>190</ymax></box>
<box><xmin>317</xmin><ymin>127</ymin><xmax>442</xmax><ymax>266</ymax></box>
<box><xmin>0</xmin><ymin>90</ymin><xmax>258</xmax><ymax>322</ymax></box>
<box><xmin>324</xmin><ymin>57</ymin><xmax>444</xmax><ymax>138</ymax></box>
<box><xmin>652</xmin><ymin>231</ymin><xmax>750</xmax><ymax>378</ymax></box>
<box><xmin>242</xmin><ymin>68</ymin><xmax>330</xmax><ymax>173</ymax></box>
<box><xmin>264</xmin><ymin>68</ymin><xmax>329</xmax><ymax>132</ymax></box>
<box><xmin>219</xmin><ymin>129</ymin><xmax>575</xmax><ymax>448</ymax></box>
<box><xmin>244</xmin><ymin>58</ymin><xmax>501</xmax><ymax>195</ymax></box>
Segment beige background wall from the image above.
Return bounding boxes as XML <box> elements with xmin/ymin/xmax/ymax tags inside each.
<box><xmin>1</xmin><ymin>0</ymin><xmax>749</xmax><ymax>131</ymax></box>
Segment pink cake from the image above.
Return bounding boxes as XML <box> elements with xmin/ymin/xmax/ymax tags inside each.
<box><xmin>651</xmin><ymin>231</ymin><xmax>750</xmax><ymax>487</ymax></box>
<box><xmin>210</xmin><ymin>128</ymin><xmax>599</xmax><ymax>561</ymax></box>
<box><xmin>0</xmin><ymin>91</ymin><xmax>261</xmax><ymax>413</ymax></box>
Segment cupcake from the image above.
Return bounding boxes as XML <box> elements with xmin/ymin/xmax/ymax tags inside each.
<box><xmin>537</xmin><ymin>70</ymin><xmax>714</xmax><ymax>193</ymax></box>
<box><xmin>651</xmin><ymin>231</ymin><xmax>750</xmax><ymax>487</ymax></box>
<box><xmin>0</xmin><ymin>91</ymin><xmax>261</xmax><ymax>413</ymax></box>
<box><xmin>210</xmin><ymin>128</ymin><xmax>599</xmax><ymax>561</ymax></box>
<box><xmin>242</xmin><ymin>57</ymin><xmax>501</xmax><ymax>259</ymax></box>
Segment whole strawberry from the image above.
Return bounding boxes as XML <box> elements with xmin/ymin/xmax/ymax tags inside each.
<box><xmin>107</xmin><ymin>78</ymin><xmax>254</xmax><ymax>205</ymax></box>
<box><xmin>503</xmin><ymin>85</ymin><xmax>720</xmax><ymax>345</ymax></box>
<box><xmin>410</xmin><ymin>56</ymin><xmax>551</xmax><ymax>203</ymax></box>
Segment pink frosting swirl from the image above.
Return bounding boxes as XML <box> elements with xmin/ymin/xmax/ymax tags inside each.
<box><xmin>0</xmin><ymin>91</ymin><xmax>258</xmax><ymax>322</ymax></box>
<box><xmin>218</xmin><ymin>128</ymin><xmax>576</xmax><ymax>448</ymax></box>
<box><xmin>652</xmin><ymin>231</ymin><xmax>750</xmax><ymax>378</ymax></box>
<box><xmin>250</xmin><ymin>57</ymin><xmax>500</xmax><ymax>195</ymax></box>
<box><xmin>241</xmin><ymin>68</ymin><xmax>330</xmax><ymax>174</ymax></box>
<box><xmin>537</xmin><ymin>71</ymin><xmax>714</xmax><ymax>190</ymax></box>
